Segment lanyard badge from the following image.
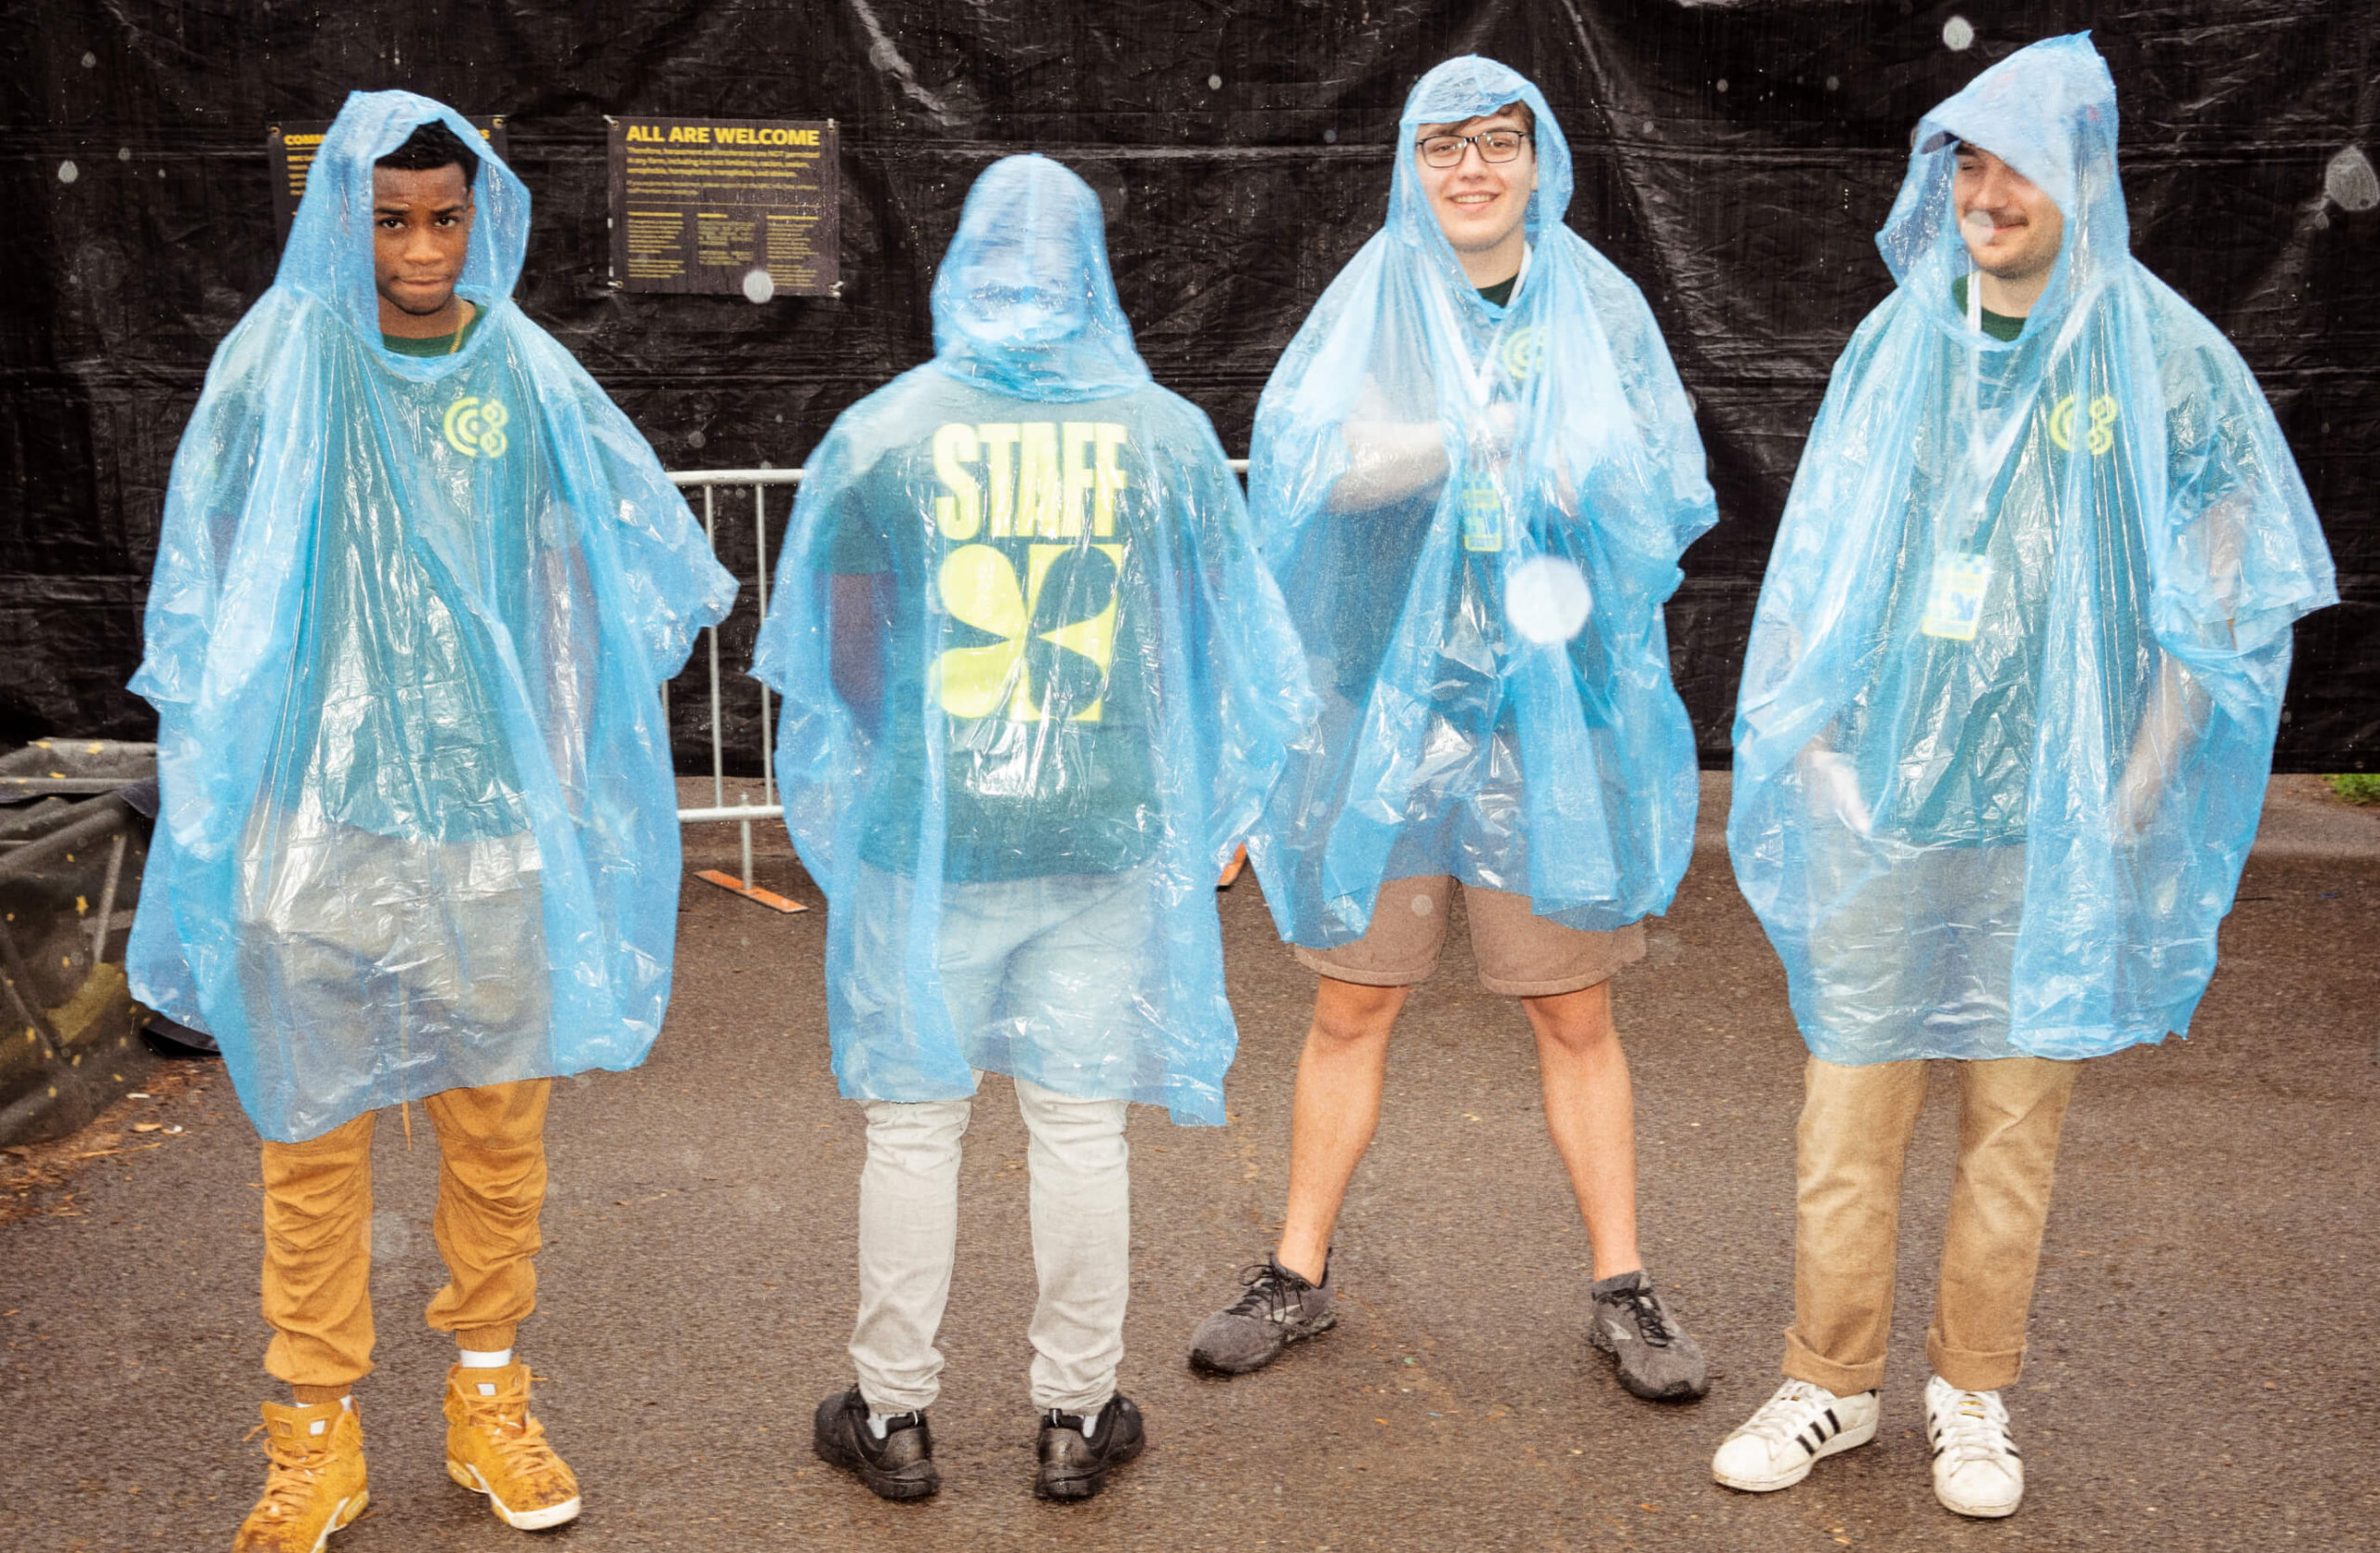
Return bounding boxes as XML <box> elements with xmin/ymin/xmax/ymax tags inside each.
<box><xmin>1919</xmin><ymin>552</ymin><xmax>1993</xmax><ymax>641</ymax></box>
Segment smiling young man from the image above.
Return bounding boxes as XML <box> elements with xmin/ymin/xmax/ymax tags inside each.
<box><xmin>130</xmin><ymin>98</ymin><xmax>732</xmax><ymax>1550</ymax></box>
<box><xmin>1189</xmin><ymin>58</ymin><xmax>1718</xmax><ymax>1404</ymax></box>
<box><xmin>1719</xmin><ymin>36</ymin><xmax>2333</xmax><ymax>1519</ymax></box>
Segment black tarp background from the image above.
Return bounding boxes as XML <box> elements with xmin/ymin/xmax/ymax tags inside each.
<box><xmin>3</xmin><ymin>0</ymin><xmax>2373</xmax><ymax>771</ymax></box>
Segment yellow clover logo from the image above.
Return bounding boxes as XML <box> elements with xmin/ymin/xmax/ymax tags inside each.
<box><xmin>442</xmin><ymin>395</ymin><xmax>510</xmax><ymax>458</ymax></box>
<box><xmin>1499</xmin><ymin>325</ymin><xmax>1545</xmax><ymax>381</ymax></box>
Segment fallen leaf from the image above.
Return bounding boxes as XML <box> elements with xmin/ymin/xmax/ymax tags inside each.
<box><xmin>132</xmin><ymin>1123</ymin><xmax>163</xmax><ymax>1134</ymax></box>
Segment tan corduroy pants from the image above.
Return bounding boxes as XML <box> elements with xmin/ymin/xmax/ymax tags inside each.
<box><xmin>1784</xmin><ymin>1054</ymin><xmax>2081</xmax><ymax>1395</ymax></box>
<box><xmin>258</xmin><ymin>1079</ymin><xmax>551</xmax><ymax>1389</ymax></box>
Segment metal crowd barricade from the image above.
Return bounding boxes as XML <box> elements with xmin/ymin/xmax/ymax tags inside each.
<box><xmin>665</xmin><ymin>459</ymin><xmax>1251</xmax><ymax>909</ymax></box>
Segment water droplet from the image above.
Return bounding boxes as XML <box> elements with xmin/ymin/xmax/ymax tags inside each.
<box><xmin>1715</xmin><ymin>79</ymin><xmax>1729</xmax><ymax>94</ymax></box>
<box><xmin>742</xmin><ymin>268</ymin><xmax>776</xmax><ymax>304</ymax></box>
<box><xmin>1323</xmin><ymin>127</ymin><xmax>1337</xmax><ymax>144</ymax></box>
<box><xmin>1942</xmin><ymin>16</ymin><xmax>1976</xmax><ymax>50</ymax></box>
<box><xmin>1208</xmin><ymin>74</ymin><xmax>1223</xmax><ymax>90</ymax></box>
<box><xmin>56</xmin><ymin>160</ymin><xmax>77</xmax><ymax>184</ymax></box>
<box><xmin>1641</xmin><ymin>119</ymin><xmax>1656</xmax><ymax>136</ymax></box>
<box><xmin>80</xmin><ymin>51</ymin><xmax>96</xmax><ymax>68</ymax></box>
<box><xmin>116</xmin><ymin>147</ymin><xmax>130</xmax><ymax>162</ymax></box>
<box><xmin>1826</xmin><ymin>75</ymin><xmax>1841</xmax><ymax>92</ymax></box>
<box><xmin>2324</xmin><ymin>146</ymin><xmax>2378</xmax><ymax>212</ymax></box>
<box><xmin>687</xmin><ymin>429</ymin><xmax>707</xmax><ymax>450</ymax></box>
<box><xmin>1505</xmin><ymin>556</ymin><xmax>1593</xmax><ymax>645</ymax></box>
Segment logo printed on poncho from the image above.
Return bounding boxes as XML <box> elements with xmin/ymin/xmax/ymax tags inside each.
<box><xmin>933</xmin><ymin>542</ymin><xmax>1126</xmax><ymax>723</ymax></box>
<box><xmin>1499</xmin><ymin>325</ymin><xmax>1545</xmax><ymax>382</ymax></box>
<box><xmin>443</xmin><ymin>396</ymin><xmax>511</xmax><ymax>458</ymax></box>
<box><xmin>2047</xmin><ymin>393</ymin><xmax>2118</xmax><ymax>456</ymax></box>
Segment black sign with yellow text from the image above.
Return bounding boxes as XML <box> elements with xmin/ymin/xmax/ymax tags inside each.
<box><xmin>606</xmin><ymin>116</ymin><xmax>839</xmax><ymax>298</ymax></box>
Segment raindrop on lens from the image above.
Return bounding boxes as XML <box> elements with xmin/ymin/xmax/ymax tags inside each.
<box><xmin>1715</xmin><ymin>79</ymin><xmax>1728</xmax><ymax>94</ymax></box>
<box><xmin>1323</xmin><ymin>127</ymin><xmax>1337</xmax><ymax>144</ymax></box>
<box><xmin>1826</xmin><ymin>75</ymin><xmax>1841</xmax><ymax>92</ymax></box>
<box><xmin>742</xmin><ymin>268</ymin><xmax>776</xmax><ymax>304</ymax></box>
<box><xmin>1208</xmin><ymin>74</ymin><xmax>1223</xmax><ymax>90</ymax></box>
<box><xmin>1942</xmin><ymin>16</ymin><xmax>1976</xmax><ymax>50</ymax></box>
<box><xmin>1505</xmin><ymin>557</ymin><xmax>1593</xmax><ymax>645</ymax></box>
<box><xmin>57</xmin><ymin>160</ymin><xmax>77</xmax><ymax>183</ymax></box>
<box><xmin>687</xmin><ymin>429</ymin><xmax>707</xmax><ymax>449</ymax></box>
<box><xmin>2324</xmin><ymin>146</ymin><xmax>2379</xmax><ymax>213</ymax></box>
<box><xmin>116</xmin><ymin>147</ymin><xmax>130</xmax><ymax>161</ymax></box>
<box><xmin>80</xmin><ymin>51</ymin><xmax>95</xmax><ymax>68</ymax></box>
<box><xmin>1962</xmin><ymin>208</ymin><xmax>1997</xmax><ymax>244</ymax></box>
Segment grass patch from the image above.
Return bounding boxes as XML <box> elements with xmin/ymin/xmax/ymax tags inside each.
<box><xmin>2324</xmin><ymin>774</ymin><xmax>2380</xmax><ymax>805</ymax></box>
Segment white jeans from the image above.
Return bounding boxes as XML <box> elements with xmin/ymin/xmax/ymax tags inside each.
<box><xmin>853</xmin><ymin>1075</ymin><xmax>1130</xmax><ymax>1416</ymax></box>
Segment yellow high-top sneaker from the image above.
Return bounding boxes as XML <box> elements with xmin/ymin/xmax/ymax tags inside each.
<box><xmin>234</xmin><ymin>1398</ymin><xmax>368</xmax><ymax>1552</ymax></box>
<box><xmin>443</xmin><ymin>1361</ymin><xmax>582</xmax><ymax>1530</ymax></box>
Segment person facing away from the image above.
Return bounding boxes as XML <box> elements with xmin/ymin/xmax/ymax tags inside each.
<box><xmin>1187</xmin><ymin>56</ymin><xmax>1720</xmax><ymax>1403</ymax></box>
<box><xmin>752</xmin><ymin>153</ymin><xmax>1313</xmax><ymax>1505</ymax></box>
<box><xmin>1716</xmin><ymin>33</ymin><xmax>2334</xmax><ymax>1520</ymax></box>
<box><xmin>126</xmin><ymin>95</ymin><xmax>734</xmax><ymax>1550</ymax></box>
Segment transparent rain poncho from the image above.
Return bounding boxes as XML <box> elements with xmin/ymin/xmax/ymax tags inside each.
<box><xmin>126</xmin><ymin>92</ymin><xmax>736</xmax><ymax>1141</ymax></box>
<box><xmin>752</xmin><ymin>155</ymin><xmax>1313</xmax><ymax>1124</ymax></box>
<box><xmin>1728</xmin><ymin>35</ymin><xmax>2335</xmax><ymax>1065</ymax></box>
<box><xmin>1245</xmin><ymin>57</ymin><xmax>1716</xmax><ymax>946</ymax></box>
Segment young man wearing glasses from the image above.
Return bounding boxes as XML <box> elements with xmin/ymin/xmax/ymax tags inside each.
<box><xmin>1190</xmin><ymin>59</ymin><xmax>1718</xmax><ymax>1404</ymax></box>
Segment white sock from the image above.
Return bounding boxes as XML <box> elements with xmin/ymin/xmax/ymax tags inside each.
<box><xmin>457</xmin><ymin>1347</ymin><xmax>513</xmax><ymax>1370</ymax></box>
<box><xmin>866</xmin><ymin>1413</ymin><xmax>892</xmax><ymax>1440</ymax></box>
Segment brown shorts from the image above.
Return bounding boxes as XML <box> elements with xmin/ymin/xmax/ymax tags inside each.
<box><xmin>1291</xmin><ymin>876</ymin><xmax>1646</xmax><ymax>997</ymax></box>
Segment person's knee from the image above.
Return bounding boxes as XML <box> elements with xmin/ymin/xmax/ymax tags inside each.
<box><xmin>1309</xmin><ymin>980</ymin><xmax>1404</xmax><ymax>1048</ymax></box>
<box><xmin>1527</xmin><ymin>985</ymin><xmax>1619</xmax><ymax>1056</ymax></box>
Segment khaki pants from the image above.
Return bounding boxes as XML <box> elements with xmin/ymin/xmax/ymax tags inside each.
<box><xmin>1785</xmin><ymin>1055</ymin><xmax>2080</xmax><ymax>1395</ymax></box>
<box><xmin>259</xmin><ymin>1080</ymin><xmax>550</xmax><ymax>1388</ymax></box>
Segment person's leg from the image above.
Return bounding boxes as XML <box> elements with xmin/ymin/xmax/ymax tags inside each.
<box><xmin>1520</xmin><ymin>982</ymin><xmax>1640</xmax><ymax>1278</ymax></box>
<box><xmin>1014</xmin><ymin>1077</ymin><xmax>1132</xmax><ymax>1415</ymax></box>
<box><xmin>1783</xmin><ymin>1055</ymin><xmax>1930</xmax><ymax>1394</ymax></box>
<box><xmin>260</xmin><ymin>1110</ymin><xmax>380</xmax><ymax>1402</ymax></box>
<box><xmin>421</xmin><ymin>1079</ymin><xmax>551</xmax><ymax>1355</ymax></box>
<box><xmin>850</xmin><ymin>1095</ymin><xmax>973</xmax><ymax>1415</ymax></box>
<box><xmin>419</xmin><ymin>1078</ymin><xmax>579</xmax><ymax>1530</ymax></box>
<box><xmin>1275</xmin><ymin>976</ymin><xmax>1408</xmax><ymax>1281</ymax></box>
<box><xmin>1929</xmin><ymin>1055</ymin><xmax>2082</xmax><ymax>1389</ymax></box>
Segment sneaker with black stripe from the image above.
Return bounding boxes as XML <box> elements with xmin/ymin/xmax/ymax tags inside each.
<box><xmin>1712</xmin><ymin>1379</ymin><xmax>1880</xmax><ymax>1493</ymax></box>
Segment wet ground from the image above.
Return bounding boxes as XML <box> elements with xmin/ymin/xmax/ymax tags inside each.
<box><xmin>4</xmin><ymin>776</ymin><xmax>2375</xmax><ymax>1551</ymax></box>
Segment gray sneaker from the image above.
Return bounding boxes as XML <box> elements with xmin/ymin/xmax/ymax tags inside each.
<box><xmin>1188</xmin><ymin>1254</ymin><xmax>1336</xmax><ymax>1375</ymax></box>
<box><xmin>1587</xmin><ymin>1269</ymin><xmax>1710</xmax><ymax>1401</ymax></box>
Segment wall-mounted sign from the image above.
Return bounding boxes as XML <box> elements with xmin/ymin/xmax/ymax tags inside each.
<box><xmin>606</xmin><ymin>116</ymin><xmax>840</xmax><ymax>299</ymax></box>
<box><xmin>267</xmin><ymin>116</ymin><xmax>510</xmax><ymax>247</ymax></box>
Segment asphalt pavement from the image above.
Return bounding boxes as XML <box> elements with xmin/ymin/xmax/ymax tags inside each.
<box><xmin>4</xmin><ymin>776</ymin><xmax>2375</xmax><ymax>1552</ymax></box>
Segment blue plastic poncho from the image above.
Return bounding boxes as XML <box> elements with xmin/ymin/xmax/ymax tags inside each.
<box><xmin>1728</xmin><ymin>35</ymin><xmax>2336</xmax><ymax>1066</ymax></box>
<box><xmin>1245</xmin><ymin>57</ymin><xmax>1717</xmax><ymax>946</ymax></box>
<box><xmin>751</xmin><ymin>155</ymin><xmax>1313</xmax><ymax>1124</ymax></box>
<box><xmin>126</xmin><ymin>92</ymin><xmax>736</xmax><ymax>1142</ymax></box>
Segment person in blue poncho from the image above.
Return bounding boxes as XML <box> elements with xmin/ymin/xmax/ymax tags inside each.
<box><xmin>1186</xmin><ymin>58</ymin><xmax>1718</xmax><ymax>1404</ymax></box>
<box><xmin>1715</xmin><ymin>36</ymin><xmax>2334</xmax><ymax>1519</ymax></box>
<box><xmin>126</xmin><ymin>96</ymin><xmax>734</xmax><ymax>1549</ymax></box>
<box><xmin>753</xmin><ymin>154</ymin><xmax>1311</xmax><ymax>1503</ymax></box>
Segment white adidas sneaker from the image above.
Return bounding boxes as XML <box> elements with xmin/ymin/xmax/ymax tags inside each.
<box><xmin>1712</xmin><ymin>1378</ymin><xmax>1880</xmax><ymax>1492</ymax></box>
<box><xmin>1924</xmin><ymin>1374</ymin><xmax>2024</xmax><ymax>1518</ymax></box>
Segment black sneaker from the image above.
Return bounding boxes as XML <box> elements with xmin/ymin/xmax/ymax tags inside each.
<box><xmin>1035</xmin><ymin>1393</ymin><xmax>1145</xmax><ymax>1501</ymax></box>
<box><xmin>813</xmin><ymin>1386</ymin><xmax>939</xmax><ymax>1500</ymax></box>
<box><xmin>1587</xmin><ymin>1268</ymin><xmax>1710</xmax><ymax>1401</ymax></box>
<box><xmin>1187</xmin><ymin>1254</ymin><xmax>1336</xmax><ymax>1375</ymax></box>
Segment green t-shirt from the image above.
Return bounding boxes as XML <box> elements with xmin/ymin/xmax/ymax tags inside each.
<box><xmin>819</xmin><ymin>376</ymin><xmax>1193</xmax><ymax>882</ymax></box>
<box><xmin>1950</xmin><ymin>274</ymin><xmax>2026</xmax><ymax>342</ymax></box>
<box><xmin>381</xmin><ymin>304</ymin><xmax>483</xmax><ymax>358</ymax></box>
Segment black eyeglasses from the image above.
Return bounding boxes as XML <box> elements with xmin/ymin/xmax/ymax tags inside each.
<box><xmin>1415</xmin><ymin>129</ymin><xmax>1532</xmax><ymax>168</ymax></box>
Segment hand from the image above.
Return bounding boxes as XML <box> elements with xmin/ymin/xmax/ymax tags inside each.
<box><xmin>1799</xmin><ymin>747</ymin><xmax>1873</xmax><ymax>838</ymax></box>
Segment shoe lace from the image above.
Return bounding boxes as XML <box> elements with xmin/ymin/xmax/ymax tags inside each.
<box><xmin>1223</xmin><ymin>1260</ymin><xmax>1310</xmax><ymax>1322</ymax></box>
<box><xmin>1933</xmin><ymin>1387</ymin><xmax>2014</xmax><ymax>1469</ymax></box>
<box><xmin>458</xmin><ymin>1374</ymin><xmax>565</xmax><ymax>1479</ymax></box>
<box><xmin>1734</xmin><ymin>1381</ymin><xmax>1834</xmax><ymax>1446</ymax></box>
<box><xmin>1606</xmin><ymin>1283</ymin><xmax>1679</xmax><ymax>1348</ymax></box>
<box><xmin>243</xmin><ymin>1421</ymin><xmax>335</xmax><ymax>1524</ymax></box>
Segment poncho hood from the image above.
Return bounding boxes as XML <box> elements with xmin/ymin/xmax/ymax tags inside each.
<box><xmin>286</xmin><ymin>90</ymin><xmax>529</xmax><ymax>365</ymax></box>
<box><xmin>929</xmin><ymin>154</ymin><xmax>1151</xmax><ymax>402</ymax></box>
<box><xmin>1881</xmin><ymin>33</ymin><xmax>2127</xmax><ymax>342</ymax></box>
<box><xmin>1388</xmin><ymin>57</ymin><xmax>1574</xmax><ymax>281</ymax></box>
